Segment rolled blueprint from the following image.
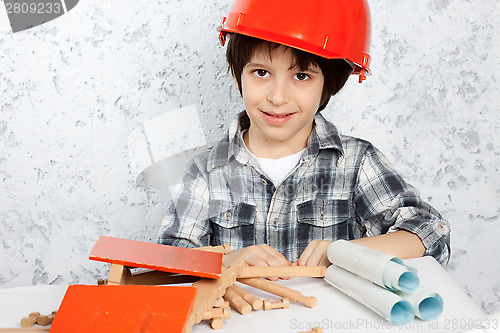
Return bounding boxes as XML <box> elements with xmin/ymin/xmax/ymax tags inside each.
<box><xmin>327</xmin><ymin>240</ymin><xmax>419</xmax><ymax>293</ymax></box>
<box><xmin>324</xmin><ymin>264</ymin><xmax>415</xmax><ymax>325</ymax></box>
<box><xmin>397</xmin><ymin>285</ymin><xmax>444</xmax><ymax>321</ymax></box>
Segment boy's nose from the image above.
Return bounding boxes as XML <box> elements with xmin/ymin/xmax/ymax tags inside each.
<box><xmin>267</xmin><ymin>79</ymin><xmax>290</xmax><ymax>106</ymax></box>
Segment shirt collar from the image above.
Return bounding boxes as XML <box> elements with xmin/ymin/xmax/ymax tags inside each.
<box><xmin>304</xmin><ymin>112</ymin><xmax>344</xmax><ymax>160</ymax></box>
<box><xmin>207</xmin><ymin>111</ymin><xmax>344</xmax><ymax>171</ymax></box>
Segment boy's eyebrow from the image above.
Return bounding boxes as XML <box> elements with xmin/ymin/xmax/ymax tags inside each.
<box><xmin>245</xmin><ymin>62</ymin><xmax>268</xmax><ymax>68</ymax></box>
<box><xmin>289</xmin><ymin>64</ymin><xmax>320</xmax><ymax>73</ymax></box>
<box><xmin>245</xmin><ymin>62</ymin><xmax>320</xmax><ymax>74</ymax></box>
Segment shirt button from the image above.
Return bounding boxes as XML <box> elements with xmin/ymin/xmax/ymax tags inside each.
<box><xmin>260</xmin><ymin>178</ymin><xmax>269</xmax><ymax>186</ymax></box>
<box><xmin>224</xmin><ymin>211</ymin><xmax>232</xmax><ymax>221</ymax></box>
<box><xmin>437</xmin><ymin>221</ymin><xmax>449</xmax><ymax>233</ymax></box>
<box><xmin>318</xmin><ymin>209</ymin><xmax>325</xmax><ymax>220</ymax></box>
<box><xmin>272</xmin><ymin>218</ymin><xmax>279</xmax><ymax>228</ymax></box>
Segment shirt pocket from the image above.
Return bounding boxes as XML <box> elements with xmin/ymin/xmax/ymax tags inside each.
<box><xmin>296</xmin><ymin>199</ymin><xmax>357</xmax><ymax>246</ymax></box>
<box><xmin>209</xmin><ymin>200</ymin><xmax>256</xmax><ymax>248</ymax></box>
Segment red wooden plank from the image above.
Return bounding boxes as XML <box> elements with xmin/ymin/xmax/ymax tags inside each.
<box><xmin>50</xmin><ymin>285</ymin><xmax>196</xmax><ymax>333</ymax></box>
<box><xmin>89</xmin><ymin>236</ymin><xmax>222</xmax><ymax>279</ymax></box>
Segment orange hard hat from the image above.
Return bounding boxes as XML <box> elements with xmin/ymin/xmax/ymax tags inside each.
<box><xmin>219</xmin><ymin>0</ymin><xmax>372</xmax><ymax>82</ymax></box>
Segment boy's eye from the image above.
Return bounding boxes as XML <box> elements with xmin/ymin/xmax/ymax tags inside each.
<box><xmin>294</xmin><ymin>73</ymin><xmax>311</xmax><ymax>81</ymax></box>
<box><xmin>253</xmin><ymin>69</ymin><xmax>269</xmax><ymax>78</ymax></box>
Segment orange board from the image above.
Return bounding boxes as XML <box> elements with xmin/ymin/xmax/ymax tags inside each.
<box><xmin>89</xmin><ymin>236</ymin><xmax>222</xmax><ymax>279</ymax></box>
<box><xmin>50</xmin><ymin>285</ymin><xmax>197</xmax><ymax>333</ymax></box>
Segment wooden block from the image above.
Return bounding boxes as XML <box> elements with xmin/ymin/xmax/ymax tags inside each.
<box><xmin>238</xmin><ymin>278</ymin><xmax>317</xmax><ymax>308</ymax></box>
<box><xmin>238</xmin><ymin>266</ymin><xmax>326</xmax><ymax>278</ymax></box>
<box><xmin>50</xmin><ymin>285</ymin><xmax>197</xmax><ymax>333</ymax></box>
<box><xmin>107</xmin><ymin>264</ymin><xmax>134</xmax><ymax>285</ymax></box>
<box><xmin>89</xmin><ymin>236</ymin><xmax>223</xmax><ymax>279</ymax></box>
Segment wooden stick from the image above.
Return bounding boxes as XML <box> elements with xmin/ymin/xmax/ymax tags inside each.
<box><xmin>209</xmin><ymin>318</ymin><xmax>224</xmax><ymax>330</ymax></box>
<box><xmin>230</xmin><ymin>284</ymin><xmax>263</xmax><ymax>310</ymax></box>
<box><xmin>238</xmin><ymin>266</ymin><xmax>326</xmax><ymax>278</ymax></box>
<box><xmin>194</xmin><ymin>244</ymin><xmax>231</xmax><ymax>254</ymax></box>
<box><xmin>223</xmin><ymin>286</ymin><xmax>252</xmax><ymax>315</ymax></box>
<box><xmin>238</xmin><ymin>278</ymin><xmax>317</xmax><ymax>308</ymax></box>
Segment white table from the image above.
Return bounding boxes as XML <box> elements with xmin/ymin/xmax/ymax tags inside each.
<box><xmin>0</xmin><ymin>257</ymin><xmax>487</xmax><ymax>332</ymax></box>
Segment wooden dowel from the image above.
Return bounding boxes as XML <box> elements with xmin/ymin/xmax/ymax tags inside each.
<box><xmin>194</xmin><ymin>244</ymin><xmax>231</xmax><ymax>254</ymax></box>
<box><xmin>210</xmin><ymin>318</ymin><xmax>224</xmax><ymax>330</ymax></box>
<box><xmin>223</xmin><ymin>286</ymin><xmax>252</xmax><ymax>315</ymax></box>
<box><xmin>238</xmin><ymin>266</ymin><xmax>326</xmax><ymax>278</ymax></box>
<box><xmin>230</xmin><ymin>284</ymin><xmax>263</xmax><ymax>310</ymax></box>
<box><xmin>238</xmin><ymin>278</ymin><xmax>317</xmax><ymax>308</ymax></box>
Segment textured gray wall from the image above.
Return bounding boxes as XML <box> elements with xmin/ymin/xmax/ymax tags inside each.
<box><xmin>0</xmin><ymin>0</ymin><xmax>499</xmax><ymax>314</ymax></box>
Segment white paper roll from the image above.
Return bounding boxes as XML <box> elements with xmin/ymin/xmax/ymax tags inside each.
<box><xmin>327</xmin><ymin>240</ymin><xmax>419</xmax><ymax>293</ymax></box>
<box><xmin>397</xmin><ymin>285</ymin><xmax>444</xmax><ymax>321</ymax></box>
<box><xmin>325</xmin><ymin>264</ymin><xmax>415</xmax><ymax>325</ymax></box>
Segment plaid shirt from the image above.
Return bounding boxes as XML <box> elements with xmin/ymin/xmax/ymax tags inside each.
<box><xmin>158</xmin><ymin>112</ymin><xmax>451</xmax><ymax>265</ymax></box>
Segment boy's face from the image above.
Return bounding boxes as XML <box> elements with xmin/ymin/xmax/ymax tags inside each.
<box><xmin>240</xmin><ymin>45</ymin><xmax>324</xmax><ymax>157</ymax></box>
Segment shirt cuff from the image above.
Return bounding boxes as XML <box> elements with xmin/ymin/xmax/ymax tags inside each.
<box><xmin>391</xmin><ymin>218</ymin><xmax>451</xmax><ymax>266</ymax></box>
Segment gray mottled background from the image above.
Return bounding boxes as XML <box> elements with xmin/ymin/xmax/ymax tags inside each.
<box><xmin>0</xmin><ymin>0</ymin><xmax>499</xmax><ymax>314</ymax></box>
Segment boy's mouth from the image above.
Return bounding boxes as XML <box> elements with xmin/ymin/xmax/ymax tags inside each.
<box><xmin>261</xmin><ymin>110</ymin><xmax>294</xmax><ymax>124</ymax></box>
<box><xmin>262</xmin><ymin>111</ymin><xmax>293</xmax><ymax>117</ymax></box>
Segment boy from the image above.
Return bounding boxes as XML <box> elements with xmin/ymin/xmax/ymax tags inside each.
<box><xmin>157</xmin><ymin>0</ymin><xmax>450</xmax><ymax>268</ymax></box>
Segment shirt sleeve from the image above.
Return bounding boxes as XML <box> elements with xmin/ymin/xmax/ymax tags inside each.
<box><xmin>353</xmin><ymin>144</ymin><xmax>451</xmax><ymax>266</ymax></box>
<box><xmin>157</xmin><ymin>158</ymin><xmax>212</xmax><ymax>248</ymax></box>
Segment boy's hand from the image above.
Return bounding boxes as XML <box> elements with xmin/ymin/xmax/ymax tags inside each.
<box><xmin>224</xmin><ymin>244</ymin><xmax>291</xmax><ymax>281</ymax></box>
<box><xmin>295</xmin><ymin>240</ymin><xmax>332</xmax><ymax>267</ymax></box>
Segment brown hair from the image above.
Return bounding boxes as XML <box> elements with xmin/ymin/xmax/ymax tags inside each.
<box><xmin>225</xmin><ymin>33</ymin><xmax>353</xmax><ymax>111</ymax></box>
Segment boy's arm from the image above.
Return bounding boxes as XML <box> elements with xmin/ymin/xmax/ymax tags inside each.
<box><xmin>298</xmin><ymin>143</ymin><xmax>450</xmax><ymax>267</ymax></box>
<box><xmin>353</xmin><ymin>144</ymin><xmax>451</xmax><ymax>266</ymax></box>
<box><xmin>350</xmin><ymin>229</ymin><xmax>425</xmax><ymax>258</ymax></box>
<box><xmin>297</xmin><ymin>230</ymin><xmax>425</xmax><ymax>267</ymax></box>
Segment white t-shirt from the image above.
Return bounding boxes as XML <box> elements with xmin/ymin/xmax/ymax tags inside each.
<box><xmin>246</xmin><ymin>146</ymin><xmax>306</xmax><ymax>187</ymax></box>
